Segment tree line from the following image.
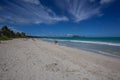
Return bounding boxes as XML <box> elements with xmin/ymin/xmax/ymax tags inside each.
<box><xmin>0</xmin><ymin>25</ymin><xmax>26</xmax><ymax>38</ymax></box>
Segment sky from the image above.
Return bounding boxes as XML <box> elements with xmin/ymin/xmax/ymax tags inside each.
<box><xmin>0</xmin><ymin>0</ymin><xmax>120</xmax><ymax>37</ymax></box>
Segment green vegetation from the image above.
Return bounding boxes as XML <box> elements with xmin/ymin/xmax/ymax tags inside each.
<box><xmin>0</xmin><ymin>25</ymin><xmax>26</xmax><ymax>40</ymax></box>
<box><xmin>0</xmin><ymin>36</ymin><xmax>12</xmax><ymax>40</ymax></box>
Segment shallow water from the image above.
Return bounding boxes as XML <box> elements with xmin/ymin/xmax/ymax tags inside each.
<box><xmin>41</xmin><ymin>37</ymin><xmax>120</xmax><ymax>58</ymax></box>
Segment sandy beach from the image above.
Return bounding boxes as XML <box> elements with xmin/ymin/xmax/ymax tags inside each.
<box><xmin>0</xmin><ymin>39</ymin><xmax>120</xmax><ymax>80</ymax></box>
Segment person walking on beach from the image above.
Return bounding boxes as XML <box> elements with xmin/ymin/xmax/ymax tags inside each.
<box><xmin>54</xmin><ymin>40</ymin><xmax>58</xmax><ymax>44</ymax></box>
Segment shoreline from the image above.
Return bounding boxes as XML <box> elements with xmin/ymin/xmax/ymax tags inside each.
<box><xmin>0</xmin><ymin>38</ymin><xmax>120</xmax><ymax>80</ymax></box>
<box><xmin>42</xmin><ymin>39</ymin><xmax>120</xmax><ymax>59</ymax></box>
<box><xmin>64</xmin><ymin>44</ymin><xmax>120</xmax><ymax>59</ymax></box>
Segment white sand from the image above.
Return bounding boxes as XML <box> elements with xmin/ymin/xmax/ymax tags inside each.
<box><xmin>0</xmin><ymin>39</ymin><xmax>120</xmax><ymax>80</ymax></box>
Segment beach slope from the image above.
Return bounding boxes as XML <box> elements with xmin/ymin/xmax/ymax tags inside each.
<box><xmin>0</xmin><ymin>39</ymin><xmax>120</xmax><ymax>80</ymax></box>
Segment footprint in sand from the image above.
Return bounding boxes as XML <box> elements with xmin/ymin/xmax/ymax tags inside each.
<box><xmin>83</xmin><ymin>78</ymin><xmax>89</xmax><ymax>80</ymax></box>
<box><xmin>45</xmin><ymin>63</ymin><xmax>60</xmax><ymax>72</ymax></box>
<box><xmin>0</xmin><ymin>63</ymin><xmax>8</xmax><ymax>72</ymax></box>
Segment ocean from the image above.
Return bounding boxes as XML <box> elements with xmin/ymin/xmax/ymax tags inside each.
<box><xmin>41</xmin><ymin>37</ymin><xmax>120</xmax><ymax>58</ymax></box>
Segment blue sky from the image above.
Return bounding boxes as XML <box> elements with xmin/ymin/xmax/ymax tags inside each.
<box><xmin>0</xmin><ymin>0</ymin><xmax>120</xmax><ymax>37</ymax></box>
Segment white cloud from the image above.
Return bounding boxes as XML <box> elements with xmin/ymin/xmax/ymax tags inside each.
<box><xmin>100</xmin><ymin>0</ymin><xmax>114</xmax><ymax>4</ymax></box>
<box><xmin>54</xmin><ymin>0</ymin><xmax>114</xmax><ymax>22</ymax></box>
<box><xmin>0</xmin><ymin>0</ymin><xmax>115</xmax><ymax>24</ymax></box>
<box><xmin>9</xmin><ymin>27</ymin><xmax>22</xmax><ymax>33</ymax></box>
<box><xmin>22</xmin><ymin>0</ymin><xmax>40</xmax><ymax>5</ymax></box>
<box><xmin>0</xmin><ymin>6</ymin><xmax>2</xmax><ymax>10</ymax></box>
<box><xmin>65</xmin><ymin>0</ymin><xmax>101</xmax><ymax>22</ymax></box>
<box><xmin>0</xmin><ymin>0</ymin><xmax>68</xmax><ymax>24</ymax></box>
<box><xmin>89</xmin><ymin>0</ymin><xmax>96</xmax><ymax>2</ymax></box>
<box><xmin>0</xmin><ymin>18</ymin><xmax>4</xmax><ymax>22</ymax></box>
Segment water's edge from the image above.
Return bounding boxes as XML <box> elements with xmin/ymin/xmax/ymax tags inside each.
<box><xmin>40</xmin><ymin>38</ymin><xmax>120</xmax><ymax>59</ymax></box>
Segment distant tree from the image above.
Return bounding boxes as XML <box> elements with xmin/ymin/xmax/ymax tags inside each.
<box><xmin>0</xmin><ymin>31</ymin><xmax>1</xmax><ymax>37</ymax></box>
<box><xmin>10</xmin><ymin>30</ymin><xmax>16</xmax><ymax>38</ymax></box>
<box><xmin>15</xmin><ymin>32</ymin><xmax>26</xmax><ymax>38</ymax></box>
<box><xmin>15</xmin><ymin>32</ymin><xmax>21</xmax><ymax>38</ymax></box>
<box><xmin>1</xmin><ymin>26</ymin><xmax>11</xmax><ymax>37</ymax></box>
<box><xmin>0</xmin><ymin>25</ymin><xmax>26</xmax><ymax>38</ymax></box>
<box><xmin>21</xmin><ymin>32</ymin><xmax>26</xmax><ymax>37</ymax></box>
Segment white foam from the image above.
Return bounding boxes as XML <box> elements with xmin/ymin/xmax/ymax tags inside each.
<box><xmin>69</xmin><ymin>40</ymin><xmax>120</xmax><ymax>46</ymax></box>
<box><xmin>44</xmin><ymin>38</ymin><xmax>120</xmax><ymax>46</ymax></box>
<box><xmin>49</xmin><ymin>39</ymin><xmax>120</xmax><ymax>47</ymax></box>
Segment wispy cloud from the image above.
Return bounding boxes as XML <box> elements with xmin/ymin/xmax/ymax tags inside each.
<box><xmin>54</xmin><ymin>0</ymin><xmax>115</xmax><ymax>22</ymax></box>
<box><xmin>0</xmin><ymin>0</ymin><xmax>115</xmax><ymax>24</ymax></box>
<box><xmin>0</xmin><ymin>0</ymin><xmax>68</xmax><ymax>24</ymax></box>
<box><xmin>67</xmin><ymin>0</ymin><xmax>101</xmax><ymax>22</ymax></box>
<box><xmin>0</xmin><ymin>6</ymin><xmax>2</xmax><ymax>10</ymax></box>
<box><xmin>9</xmin><ymin>27</ymin><xmax>22</xmax><ymax>33</ymax></box>
<box><xmin>22</xmin><ymin>0</ymin><xmax>40</xmax><ymax>5</ymax></box>
<box><xmin>100</xmin><ymin>0</ymin><xmax>114</xmax><ymax>4</ymax></box>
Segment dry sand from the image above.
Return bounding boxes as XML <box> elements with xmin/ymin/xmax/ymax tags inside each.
<box><xmin>0</xmin><ymin>39</ymin><xmax>120</xmax><ymax>80</ymax></box>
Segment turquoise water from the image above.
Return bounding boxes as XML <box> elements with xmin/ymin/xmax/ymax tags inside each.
<box><xmin>47</xmin><ymin>37</ymin><xmax>120</xmax><ymax>43</ymax></box>
<box><xmin>42</xmin><ymin>37</ymin><xmax>120</xmax><ymax>58</ymax></box>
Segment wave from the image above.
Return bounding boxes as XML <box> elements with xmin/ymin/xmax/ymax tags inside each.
<box><xmin>69</xmin><ymin>40</ymin><xmax>120</xmax><ymax>46</ymax></box>
<box><xmin>46</xmin><ymin>39</ymin><xmax>120</xmax><ymax>47</ymax></box>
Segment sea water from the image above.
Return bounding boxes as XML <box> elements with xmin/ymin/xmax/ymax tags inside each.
<box><xmin>42</xmin><ymin>37</ymin><xmax>120</xmax><ymax>58</ymax></box>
